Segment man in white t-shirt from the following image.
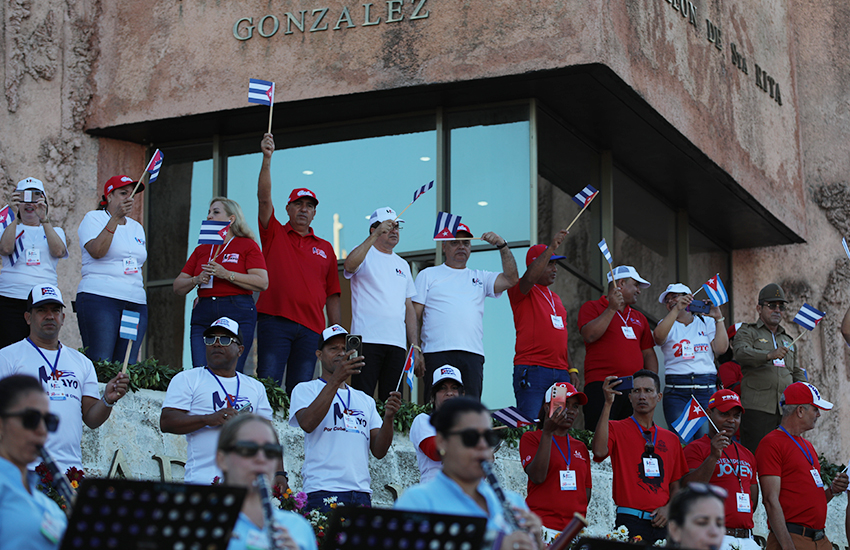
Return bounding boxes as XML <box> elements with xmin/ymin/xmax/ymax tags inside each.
<box><xmin>413</xmin><ymin>222</ymin><xmax>518</xmax><ymax>401</ymax></box>
<box><xmin>409</xmin><ymin>365</ymin><xmax>465</xmax><ymax>483</ymax></box>
<box><xmin>161</xmin><ymin>317</ymin><xmax>273</xmax><ymax>484</ymax></box>
<box><xmin>343</xmin><ymin>206</ymin><xmax>423</xmax><ymax>401</ymax></box>
<box><xmin>289</xmin><ymin>324</ymin><xmax>402</xmax><ymax>511</ymax></box>
<box><xmin>0</xmin><ymin>284</ymin><xmax>129</xmax><ymax>472</ymax></box>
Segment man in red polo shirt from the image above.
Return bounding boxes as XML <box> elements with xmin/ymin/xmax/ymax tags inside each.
<box><xmin>757</xmin><ymin>382</ymin><xmax>848</xmax><ymax>550</ymax></box>
<box><xmin>256</xmin><ymin>133</ymin><xmax>342</xmax><ymax>393</ymax></box>
<box><xmin>683</xmin><ymin>389</ymin><xmax>759</xmax><ymax>550</ymax></box>
<box><xmin>578</xmin><ymin>265</ymin><xmax>657</xmax><ymax>430</ymax></box>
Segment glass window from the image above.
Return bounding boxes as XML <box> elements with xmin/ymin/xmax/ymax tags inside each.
<box><xmin>689</xmin><ymin>225</ymin><xmax>731</xmax><ymax>316</ymax></box>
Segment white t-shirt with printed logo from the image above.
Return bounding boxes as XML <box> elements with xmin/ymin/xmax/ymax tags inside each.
<box><xmin>344</xmin><ymin>246</ymin><xmax>416</xmax><ymax>348</ymax></box>
<box><xmin>288</xmin><ymin>379</ymin><xmax>383</xmax><ymax>494</ymax></box>
<box><xmin>0</xmin><ymin>225</ymin><xmax>68</xmax><ymax>299</ymax></box>
<box><xmin>413</xmin><ymin>263</ymin><xmax>501</xmax><ymax>356</ymax></box>
<box><xmin>162</xmin><ymin>367</ymin><xmax>273</xmax><ymax>485</ymax></box>
<box><xmin>77</xmin><ymin>210</ymin><xmax>148</xmax><ymax>304</ymax></box>
<box><xmin>409</xmin><ymin>413</ymin><xmax>441</xmax><ymax>483</ymax></box>
<box><xmin>0</xmin><ymin>339</ymin><xmax>99</xmax><ymax>472</ymax></box>
<box><xmin>658</xmin><ymin>316</ymin><xmax>717</xmax><ymax>375</ymax></box>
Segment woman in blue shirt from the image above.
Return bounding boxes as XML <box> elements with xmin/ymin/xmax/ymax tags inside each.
<box><xmin>0</xmin><ymin>374</ymin><xmax>67</xmax><ymax>550</ymax></box>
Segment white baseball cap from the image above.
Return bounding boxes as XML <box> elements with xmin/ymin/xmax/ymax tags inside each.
<box><xmin>318</xmin><ymin>324</ymin><xmax>348</xmax><ymax>349</ymax></box>
<box><xmin>27</xmin><ymin>284</ymin><xmax>65</xmax><ymax>309</ymax></box>
<box><xmin>204</xmin><ymin>317</ymin><xmax>242</xmax><ymax>344</ymax></box>
<box><xmin>432</xmin><ymin>365</ymin><xmax>463</xmax><ymax>387</ymax></box>
<box><xmin>607</xmin><ymin>265</ymin><xmax>651</xmax><ymax>288</ymax></box>
<box><xmin>16</xmin><ymin>177</ymin><xmax>45</xmax><ymax>193</ymax></box>
<box><xmin>658</xmin><ymin>283</ymin><xmax>693</xmax><ymax>303</ymax></box>
<box><xmin>369</xmin><ymin>207</ymin><xmax>403</xmax><ymax>226</ymax></box>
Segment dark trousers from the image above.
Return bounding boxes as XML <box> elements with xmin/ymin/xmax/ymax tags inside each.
<box><xmin>255</xmin><ymin>314</ymin><xmax>319</xmax><ymax>394</ymax></box>
<box><xmin>615</xmin><ymin>514</ymin><xmax>667</xmax><ymax>544</ymax></box>
<box><xmin>76</xmin><ymin>292</ymin><xmax>148</xmax><ymax>364</ymax></box>
<box><xmin>189</xmin><ymin>295</ymin><xmax>257</xmax><ymax>373</ymax></box>
<box><xmin>741</xmin><ymin>408</ymin><xmax>780</xmax><ymax>454</ymax></box>
<box><xmin>351</xmin><ymin>342</ymin><xmax>407</xmax><ymax>402</ymax></box>
<box><xmin>423</xmin><ymin>350</ymin><xmax>484</xmax><ymax>401</ymax></box>
<box><xmin>306</xmin><ymin>490</ymin><xmax>371</xmax><ymax>513</ymax></box>
<box><xmin>583</xmin><ymin>381</ymin><xmax>633</xmax><ymax>431</ymax></box>
<box><xmin>0</xmin><ymin>295</ymin><xmax>29</xmax><ymax>349</ymax></box>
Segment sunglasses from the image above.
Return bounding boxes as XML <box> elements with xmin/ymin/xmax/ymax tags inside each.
<box><xmin>760</xmin><ymin>302</ymin><xmax>786</xmax><ymax>311</ymax></box>
<box><xmin>225</xmin><ymin>441</ymin><xmax>283</xmax><ymax>459</ymax></box>
<box><xmin>446</xmin><ymin>428</ymin><xmax>501</xmax><ymax>448</ymax></box>
<box><xmin>1</xmin><ymin>409</ymin><xmax>59</xmax><ymax>432</ymax></box>
<box><xmin>687</xmin><ymin>482</ymin><xmax>728</xmax><ymax>499</ymax></box>
<box><xmin>204</xmin><ymin>335</ymin><xmax>238</xmax><ymax>346</ymax></box>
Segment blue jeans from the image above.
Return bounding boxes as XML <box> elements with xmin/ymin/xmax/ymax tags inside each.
<box><xmin>255</xmin><ymin>314</ymin><xmax>319</xmax><ymax>393</ymax></box>
<box><xmin>663</xmin><ymin>373</ymin><xmax>717</xmax><ymax>441</ymax></box>
<box><xmin>76</xmin><ymin>292</ymin><xmax>148</xmax><ymax>364</ymax></box>
<box><xmin>306</xmin><ymin>490</ymin><xmax>371</xmax><ymax>513</ymax></box>
<box><xmin>512</xmin><ymin>365</ymin><xmax>572</xmax><ymax>422</ymax></box>
<box><xmin>189</xmin><ymin>295</ymin><xmax>257</xmax><ymax>373</ymax></box>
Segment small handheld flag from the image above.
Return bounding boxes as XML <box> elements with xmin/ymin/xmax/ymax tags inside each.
<box><xmin>0</xmin><ymin>205</ymin><xmax>15</xmax><ymax>229</ymax></box>
<box><xmin>492</xmin><ymin>406</ymin><xmax>535</xmax><ymax>428</ymax></box>
<box><xmin>702</xmin><ymin>274</ymin><xmax>729</xmax><ymax>307</ymax></box>
<box><xmin>8</xmin><ymin>230</ymin><xmax>24</xmax><ymax>266</ymax></box>
<box><xmin>396</xmin><ymin>346</ymin><xmax>416</xmax><ymax>392</ymax></box>
<box><xmin>413</xmin><ymin>181</ymin><xmax>434</xmax><ymax>203</ymax></box>
<box><xmin>145</xmin><ymin>149</ymin><xmax>164</xmax><ymax>184</ymax></box>
<box><xmin>120</xmin><ymin>310</ymin><xmax>141</xmax><ymax>341</ymax></box>
<box><xmin>793</xmin><ymin>304</ymin><xmax>825</xmax><ymax>331</ymax></box>
<box><xmin>199</xmin><ymin>221</ymin><xmax>230</xmax><ymax>245</ymax></box>
<box><xmin>572</xmin><ymin>185</ymin><xmax>599</xmax><ymax>208</ymax></box>
<box><xmin>434</xmin><ymin>212</ymin><xmax>462</xmax><ymax>240</ymax></box>
<box><xmin>248</xmin><ymin>79</ymin><xmax>275</xmax><ymax>106</ymax></box>
<box><xmin>671</xmin><ymin>396</ymin><xmax>708</xmax><ymax>443</ymax></box>
<box><xmin>598</xmin><ymin>238</ymin><xmax>613</xmax><ymax>264</ymax></box>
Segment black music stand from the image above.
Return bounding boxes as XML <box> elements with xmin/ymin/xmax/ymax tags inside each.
<box><xmin>323</xmin><ymin>507</ymin><xmax>488</xmax><ymax>550</ymax></box>
<box><xmin>59</xmin><ymin>479</ymin><xmax>246</xmax><ymax>550</ymax></box>
<box><xmin>573</xmin><ymin>537</ymin><xmax>654</xmax><ymax>550</ymax></box>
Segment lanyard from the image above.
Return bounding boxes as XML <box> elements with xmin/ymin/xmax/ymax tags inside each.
<box><xmin>207</xmin><ymin>368</ymin><xmax>239</xmax><ymax>408</ymax></box>
<box><xmin>630</xmin><ymin>416</ymin><xmax>657</xmax><ymax>447</ymax></box>
<box><xmin>721</xmin><ymin>441</ymin><xmax>746</xmax><ymax>490</ymax></box>
<box><xmin>208</xmin><ymin>237</ymin><xmax>234</xmax><ymax>263</ymax></box>
<box><xmin>536</xmin><ymin>286</ymin><xmax>557</xmax><ymax>316</ymax></box>
<box><xmin>779</xmin><ymin>426</ymin><xmax>814</xmax><ymax>466</ymax></box>
<box><xmin>616</xmin><ymin>306</ymin><xmax>632</xmax><ymax>327</ymax></box>
<box><xmin>28</xmin><ymin>338</ymin><xmax>61</xmax><ymax>378</ymax></box>
<box><xmin>552</xmin><ymin>436</ymin><xmax>571</xmax><ymax>469</ymax></box>
<box><xmin>319</xmin><ymin>378</ymin><xmax>351</xmax><ymax>411</ymax></box>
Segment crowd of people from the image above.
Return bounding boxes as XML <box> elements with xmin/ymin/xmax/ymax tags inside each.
<box><xmin>1</xmin><ymin>134</ymin><xmax>849</xmax><ymax>550</ymax></box>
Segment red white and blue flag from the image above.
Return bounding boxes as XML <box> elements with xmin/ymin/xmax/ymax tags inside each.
<box><xmin>598</xmin><ymin>238</ymin><xmax>613</xmax><ymax>264</ymax></box>
<box><xmin>572</xmin><ymin>185</ymin><xmax>599</xmax><ymax>208</ymax></box>
<box><xmin>248</xmin><ymin>79</ymin><xmax>275</xmax><ymax>106</ymax></box>
<box><xmin>433</xmin><ymin>212</ymin><xmax>462</xmax><ymax>240</ymax></box>
<box><xmin>198</xmin><ymin>221</ymin><xmax>230</xmax><ymax>245</ymax></box>
<box><xmin>0</xmin><ymin>205</ymin><xmax>15</xmax><ymax>229</ymax></box>
<box><xmin>120</xmin><ymin>310</ymin><xmax>141</xmax><ymax>341</ymax></box>
<box><xmin>793</xmin><ymin>304</ymin><xmax>825</xmax><ymax>331</ymax></box>
<box><xmin>492</xmin><ymin>406</ymin><xmax>535</xmax><ymax>428</ymax></box>
<box><xmin>145</xmin><ymin>149</ymin><xmax>164</xmax><ymax>184</ymax></box>
<box><xmin>413</xmin><ymin>180</ymin><xmax>434</xmax><ymax>203</ymax></box>
<box><xmin>8</xmin><ymin>230</ymin><xmax>24</xmax><ymax>266</ymax></box>
<box><xmin>702</xmin><ymin>274</ymin><xmax>729</xmax><ymax>307</ymax></box>
<box><xmin>671</xmin><ymin>396</ymin><xmax>708</xmax><ymax>442</ymax></box>
<box><xmin>402</xmin><ymin>346</ymin><xmax>415</xmax><ymax>389</ymax></box>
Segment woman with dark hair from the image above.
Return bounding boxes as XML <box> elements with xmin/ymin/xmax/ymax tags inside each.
<box><xmin>76</xmin><ymin>175</ymin><xmax>148</xmax><ymax>363</ymax></box>
<box><xmin>174</xmin><ymin>197</ymin><xmax>268</xmax><ymax>372</ymax></box>
<box><xmin>0</xmin><ymin>374</ymin><xmax>66</xmax><ymax>549</ymax></box>
<box><xmin>666</xmin><ymin>483</ymin><xmax>726</xmax><ymax>550</ymax></box>
<box><xmin>216</xmin><ymin>413</ymin><xmax>316</xmax><ymax>550</ymax></box>
<box><xmin>395</xmin><ymin>397</ymin><xmax>544</xmax><ymax>550</ymax></box>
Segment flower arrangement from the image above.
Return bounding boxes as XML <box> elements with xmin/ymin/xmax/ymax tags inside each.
<box><xmin>273</xmin><ymin>486</ymin><xmax>334</xmax><ymax>546</ymax></box>
<box><xmin>35</xmin><ymin>462</ymin><xmax>84</xmax><ymax>512</ymax></box>
<box><xmin>542</xmin><ymin>524</ymin><xmax>667</xmax><ymax>548</ymax></box>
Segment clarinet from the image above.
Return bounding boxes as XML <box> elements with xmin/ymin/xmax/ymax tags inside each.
<box><xmin>37</xmin><ymin>446</ymin><xmax>76</xmax><ymax>517</ymax></box>
<box><xmin>255</xmin><ymin>473</ymin><xmax>282</xmax><ymax>550</ymax></box>
<box><xmin>480</xmin><ymin>460</ymin><xmax>521</xmax><ymax>533</ymax></box>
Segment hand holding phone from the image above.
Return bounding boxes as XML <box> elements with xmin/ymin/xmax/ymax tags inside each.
<box><xmin>615</xmin><ymin>375</ymin><xmax>634</xmax><ymax>391</ymax></box>
<box><xmin>549</xmin><ymin>383</ymin><xmax>568</xmax><ymax>417</ymax></box>
<box><xmin>686</xmin><ymin>300</ymin><xmax>711</xmax><ymax>314</ymax></box>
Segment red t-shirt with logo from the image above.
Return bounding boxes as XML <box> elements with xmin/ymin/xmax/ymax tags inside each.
<box><xmin>595</xmin><ymin>418</ymin><xmax>688</xmax><ymax>512</ymax></box>
<box><xmin>256</xmin><ymin>213</ymin><xmax>341</xmax><ymax>334</ymax></box>
<box><xmin>684</xmin><ymin>436</ymin><xmax>757</xmax><ymax>528</ymax></box>
<box><xmin>182</xmin><ymin>237</ymin><xmax>267</xmax><ymax>298</ymax></box>
<box><xmin>508</xmin><ymin>284</ymin><xmax>569</xmax><ymax>369</ymax></box>
<box><xmin>520</xmin><ymin>430</ymin><xmax>591</xmax><ymax>530</ymax></box>
<box><xmin>756</xmin><ymin>428</ymin><xmax>827</xmax><ymax>529</ymax></box>
<box><xmin>578</xmin><ymin>297</ymin><xmax>655</xmax><ymax>384</ymax></box>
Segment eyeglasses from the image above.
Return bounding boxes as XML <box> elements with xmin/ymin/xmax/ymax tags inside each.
<box><xmin>1</xmin><ymin>409</ymin><xmax>59</xmax><ymax>432</ymax></box>
<box><xmin>204</xmin><ymin>335</ymin><xmax>238</xmax><ymax>346</ymax></box>
<box><xmin>225</xmin><ymin>441</ymin><xmax>283</xmax><ymax>459</ymax></box>
<box><xmin>446</xmin><ymin>428</ymin><xmax>501</xmax><ymax>448</ymax></box>
<box><xmin>760</xmin><ymin>302</ymin><xmax>786</xmax><ymax>311</ymax></box>
<box><xmin>686</xmin><ymin>482</ymin><xmax>728</xmax><ymax>499</ymax></box>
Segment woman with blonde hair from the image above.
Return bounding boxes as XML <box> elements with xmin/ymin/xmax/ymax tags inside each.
<box><xmin>174</xmin><ymin>197</ymin><xmax>268</xmax><ymax>372</ymax></box>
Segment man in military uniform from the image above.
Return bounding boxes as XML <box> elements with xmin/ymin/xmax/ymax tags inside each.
<box><xmin>733</xmin><ymin>283</ymin><xmax>806</xmax><ymax>453</ymax></box>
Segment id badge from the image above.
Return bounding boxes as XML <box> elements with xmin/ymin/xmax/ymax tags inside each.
<box><xmin>621</xmin><ymin>326</ymin><xmax>637</xmax><ymax>340</ymax></box>
<box><xmin>343</xmin><ymin>410</ymin><xmax>359</xmax><ymax>433</ymax></box>
<box><xmin>551</xmin><ymin>315</ymin><xmax>565</xmax><ymax>330</ymax></box>
<box><xmin>559</xmin><ymin>470</ymin><xmax>577</xmax><ymax>491</ymax></box>
<box><xmin>200</xmin><ymin>277</ymin><xmax>213</xmax><ymax>289</ymax></box>
<box><xmin>681</xmin><ymin>341</ymin><xmax>695</xmax><ymax>360</ymax></box>
<box><xmin>47</xmin><ymin>379</ymin><xmax>66</xmax><ymax>401</ymax></box>
<box><xmin>773</xmin><ymin>358</ymin><xmax>786</xmax><ymax>367</ymax></box>
<box><xmin>26</xmin><ymin>248</ymin><xmax>41</xmax><ymax>266</ymax></box>
<box><xmin>642</xmin><ymin>457</ymin><xmax>660</xmax><ymax>477</ymax></box>
<box><xmin>736</xmin><ymin>492</ymin><xmax>751</xmax><ymax>513</ymax></box>
<box><xmin>123</xmin><ymin>257</ymin><xmax>139</xmax><ymax>274</ymax></box>
<box><xmin>40</xmin><ymin>511</ymin><xmax>63</xmax><ymax>543</ymax></box>
<box><xmin>245</xmin><ymin>529</ymin><xmax>269</xmax><ymax>550</ymax></box>
<box><xmin>811</xmin><ymin>468</ymin><xmax>824</xmax><ymax>487</ymax></box>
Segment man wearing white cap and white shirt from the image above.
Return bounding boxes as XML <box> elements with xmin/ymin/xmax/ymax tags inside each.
<box><xmin>578</xmin><ymin>265</ymin><xmax>657</xmax><ymax>429</ymax></box>
<box><xmin>161</xmin><ymin>317</ymin><xmax>272</xmax><ymax>484</ymax></box>
<box><xmin>756</xmin><ymin>382</ymin><xmax>848</xmax><ymax>550</ymax></box>
<box><xmin>343</xmin><ymin>206</ymin><xmax>423</xmax><ymax>401</ymax></box>
<box><xmin>0</xmin><ymin>284</ymin><xmax>129</xmax><ymax>471</ymax></box>
<box><xmin>409</xmin><ymin>365</ymin><xmax>465</xmax><ymax>483</ymax></box>
<box><xmin>289</xmin><ymin>324</ymin><xmax>402</xmax><ymax>511</ymax></box>
<box><xmin>654</xmin><ymin>282</ymin><xmax>728</xmax><ymax>441</ymax></box>
<box><xmin>0</xmin><ymin>177</ymin><xmax>68</xmax><ymax>349</ymax></box>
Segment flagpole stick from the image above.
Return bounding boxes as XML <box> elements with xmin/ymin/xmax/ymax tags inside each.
<box><xmin>450</xmin><ymin>237</ymin><xmax>483</xmax><ymax>241</ymax></box>
<box><xmin>564</xmin><ymin>193</ymin><xmax>597</xmax><ymax>234</ymax></box>
<box><xmin>267</xmin><ymin>102</ymin><xmax>274</xmax><ymax>135</ymax></box>
<box><xmin>394</xmin><ymin>365</ymin><xmax>406</xmax><ymax>394</ymax></box>
<box><xmin>789</xmin><ymin>331</ymin><xmax>807</xmax><ymax>348</ymax></box>
<box><xmin>607</xmin><ymin>261</ymin><xmax>615</xmax><ymax>288</ymax></box>
<box><xmin>691</xmin><ymin>287</ymin><xmax>704</xmax><ymax>298</ymax></box>
<box><xmin>120</xmin><ymin>342</ymin><xmax>133</xmax><ymax>374</ymax></box>
<box><xmin>129</xmin><ymin>172</ymin><xmax>148</xmax><ymax>200</ymax></box>
<box><xmin>394</xmin><ymin>201</ymin><xmax>415</xmax><ymax>221</ymax></box>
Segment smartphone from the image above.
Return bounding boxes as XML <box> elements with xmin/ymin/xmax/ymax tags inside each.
<box><xmin>615</xmin><ymin>375</ymin><xmax>634</xmax><ymax>391</ymax></box>
<box><xmin>345</xmin><ymin>334</ymin><xmax>363</xmax><ymax>360</ymax></box>
<box><xmin>549</xmin><ymin>383</ymin><xmax>568</xmax><ymax>417</ymax></box>
<box><xmin>23</xmin><ymin>190</ymin><xmax>32</xmax><ymax>203</ymax></box>
<box><xmin>686</xmin><ymin>300</ymin><xmax>711</xmax><ymax>314</ymax></box>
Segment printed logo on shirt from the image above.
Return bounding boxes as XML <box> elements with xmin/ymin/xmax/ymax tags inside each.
<box><xmin>212</xmin><ymin>392</ymin><xmax>254</xmax><ymax>413</ymax></box>
<box><xmin>395</xmin><ymin>268</ymin><xmax>405</xmax><ymax>278</ymax></box>
<box><xmin>222</xmin><ymin>253</ymin><xmax>239</xmax><ymax>263</ymax></box>
<box><xmin>312</xmin><ymin>247</ymin><xmax>327</xmax><ymax>259</ymax></box>
<box><xmin>134</xmin><ymin>237</ymin><xmax>146</xmax><ymax>246</ymax></box>
<box><xmin>471</xmin><ymin>277</ymin><xmax>483</xmax><ymax>287</ymax></box>
<box><xmin>328</xmin><ymin>403</ymin><xmax>368</xmax><ymax>435</ymax></box>
<box><xmin>672</xmin><ymin>340</ymin><xmax>691</xmax><ymax>358</ymax></box>
<box><xmin>716</xmin><ymin>458</ymin><xmax>753</xmax><ymax>479</ymax></box>
<box><xmin>573</xmin><ymin>450</ymin><xmax>585</xmax><ymax>461</ymax></box>
<box><xmin>38</xmin><ymin>366</ymin><xmax>80</xmax><ymax>393</ymax></box>
<box><xmin>522</xmin><ymin>454</ymin><xmax>533</xmax><ymax>467</ymax></box>
<box><xmin>631</xmin><ymin>318</ymin><xmax>642</xmax><ymax>327</ymax></box>
<box><xmin>694</xmin><ymin>344</ymin><xmax>710</xmax><ymax>353</ymax></box>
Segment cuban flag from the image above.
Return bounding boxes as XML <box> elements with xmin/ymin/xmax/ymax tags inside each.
<box><xmin>120</xmin><ymin>310</ymin><xmax>141</xmax><ymax>341</ymax></box>
<box><xmin>433</xmin><ymin>212</ymin><xmax>462</xmax><ymax>240</ymax></box>
<box><xmin>0</xmin><ymin>205</ymin><xmax>15</xmax><ymax>229</ymax></box>
<box><xmin>492</xmin><ymin>406</ymin><xmax>535</xmax><ymax>428</ymax></box>
<box><xmin>8</xmin><ymin>230</ymin><xmax>24</xmax><ymax>266</ymax></box>
<box><xmin>198</xmin><ymin>221</ymin><xmax>230</xmax><ymax>245</ymax></box>
<box><xmin>598</xmin><ymin>238</ymin><xmax>613</xmax><ymax>264</ymax></box>
<box><xmin>572</xmin><ymin>185</ymin><xmax>599</xmax><ymax>208</ymax></box>
<box><xmin>671</xmin><ymin>396</ymin><xmax>708</xmax><ymax>443</ymax></box>
<box><xmin>793</xmin><ymin>304</ymin><xmax>825</xmax><ymax>331</ymax></box>
<box><xmin>248</xmin><ymin>78</ymin><xmax>275</xmax><ymax>106</ymax></box>
<box><xmin>145</xmin><ymin>149</ymin><xmax>164</xmax><ymax>184</ymax></box>
<box><xmin>412</xmin><ymin>180</ymin><xmax>434</xmax><ymax>203</ymax></box>
<box><xmin>402</xmin><ymin>346</ymin><xmax>415</xmax><ymax>389</ymax></box>
<box><xmin>702</xmin><ymin>274</ymin><xmax>729</xmax><ymax>307</ymax></box>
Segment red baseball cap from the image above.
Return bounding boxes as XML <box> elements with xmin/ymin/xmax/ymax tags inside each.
<box><xmin>708</xmin><ymin>389</ymin><xmax>744</xmax><ymax>412</ymax></box>
<box><xmin>456</xmin><ymin>223</ymin><xmax>473</xmax><ymax>237</ymax></box>
<box><xmin>526</xmin><ymin>244</ymin><xmax>566</xmax><ymax>266</ymax></box>
<box><xmin>544</xmin><ymin>382</ymin><xmax>588</xmax><ymax>405</ymax></box>
<box><xmin>781</xmin><ymin>382</ymin><xmax>833</xmax><ymax>410</ymax></box>
<box><xmin>103</xmin><ymin>175</ymin><xmax>141</xmax><ymax>197</ymax></box>
<box><xmin>288</xmin><ymin>188</ymin><xmax>318</xmax><ymax>205</ymax></box>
